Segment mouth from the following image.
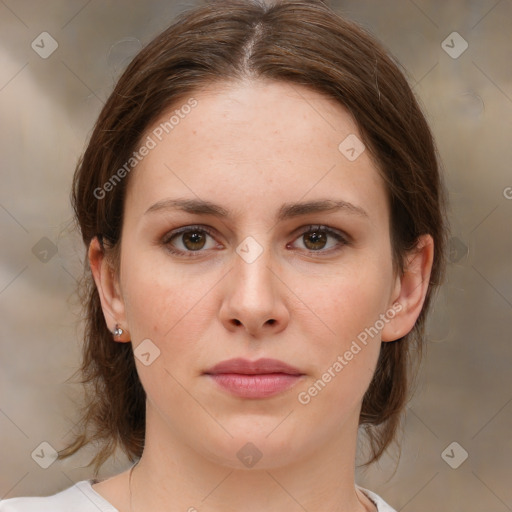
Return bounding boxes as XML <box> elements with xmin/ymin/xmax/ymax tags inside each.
<box><xmin>204</xmin><ymin>358</ymin><xmax>305</xmax><ymax>399</ymax></box>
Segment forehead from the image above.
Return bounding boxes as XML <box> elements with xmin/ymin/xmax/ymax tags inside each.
<box><xmin>124</xmin><ymin>79</ymin><xmax>389</xmax><ymax>225</ymax></box>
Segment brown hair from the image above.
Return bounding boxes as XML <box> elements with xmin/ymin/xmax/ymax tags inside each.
<box><xmin>60</xmin><ymin>0</ymin><xmax>449</xmax><ymax>475</ymax></box>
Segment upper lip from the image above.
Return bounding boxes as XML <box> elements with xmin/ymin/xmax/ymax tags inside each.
<box><xmin>204</xmin><ymin>358</ymin><xmax>303</xmax><ymax>375</ymax></box>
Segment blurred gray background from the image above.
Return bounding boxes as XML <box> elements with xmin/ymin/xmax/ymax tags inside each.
<box><xmin>0</xmin><ymin>0</ymin><xmax>511</xmax><ymax>510</ymax></box>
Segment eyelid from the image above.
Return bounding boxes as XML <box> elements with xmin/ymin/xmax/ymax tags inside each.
<box><xmin>291</xmin><ymin>224</ymin><xmax>350</xmax><ymax>243</ymax></box>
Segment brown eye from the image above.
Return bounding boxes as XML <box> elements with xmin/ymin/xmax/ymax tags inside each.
<box><xmin>290</xmin><ymin>225</ymin><xmax>349</xmax><ymax>254</ymax></box>
<box><xmin>163</xmin><ymin>226</ymin><xmax>218</xmax><ymax>256</ymax></box>
<box><xmin>303</xmin><ymin>230</ymin><xmax>328</xmax><ymax>250</ymax></box>
<box><xmin>181</xmin><ymin>230</ymin><xmax>207</xmax><ymax>251</ymax></box>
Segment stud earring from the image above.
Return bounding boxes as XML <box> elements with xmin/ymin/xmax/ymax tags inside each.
<box><xmin>113</xmin><ymin>325</ymin><xmax>124</xmax><ymax>338</ymax></box>
<box><xmin>112</xmin><ymin>324</ymin><xmax>130</xmax><ymax>341</ymax></box>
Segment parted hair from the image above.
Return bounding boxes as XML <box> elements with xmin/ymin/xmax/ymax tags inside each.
<box><xmin>59</xmin><ymin>0</ymin><xmax>449</xmax><ymax>475</ymax></box>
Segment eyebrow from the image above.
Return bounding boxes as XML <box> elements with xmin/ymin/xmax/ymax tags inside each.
<box><xmin>145</xmin><ymin>198</ymin><xmax>369</xmax><ymax>221</ymax></box>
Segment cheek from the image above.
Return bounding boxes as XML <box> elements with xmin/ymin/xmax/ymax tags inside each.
<box><xmin>300</xmin><ymin>261</ymin><xmax>391</xmax><ymax>347</ymax></box>
<box><xmin>120</xmin><ymin>255</ymin><xmax>213</xmax><ymax>350</ymax></box>
<box><xmin>120</xmin><ymin>267</ymin><xmax>214</xmax><ymax>405</ymax></box>
<box><xmin>293</xmin><ymin>257</ymin><xmax>391</xmax><ymax>403</ymax></box>
<box><xmin>295</xmin><ymin>277</ymin><xmax>384</xmax><ymax>418</ymax></box>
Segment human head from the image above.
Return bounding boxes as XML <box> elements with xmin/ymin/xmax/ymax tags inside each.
<box><xmin>60</xmin><ymin>0</ymin><xmax>448</xmax><ymax>474</ymax></box>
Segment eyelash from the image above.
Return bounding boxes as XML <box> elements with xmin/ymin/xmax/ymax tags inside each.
<box><xmin>161</xmin><ymin>224</ymin><xmax>350</xmax><ymax>258</ymax></box>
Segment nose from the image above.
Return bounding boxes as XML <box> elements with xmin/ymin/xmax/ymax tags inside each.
<box><xmin>219</xmin><ymin>244</ymin><xmax>290</xmax><ymax>337</ymax></box>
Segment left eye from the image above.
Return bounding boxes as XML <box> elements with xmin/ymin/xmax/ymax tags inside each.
<box><xmin>289</xmin><ymin>225</ymin><xmax>348</xmax><ymax>252</ymax></box>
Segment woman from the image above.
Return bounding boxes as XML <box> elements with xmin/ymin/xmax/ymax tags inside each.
<box><xmin>0</xmin><ymin>0</ymin><xmax>448</xmax><ymax>510</ymax></box>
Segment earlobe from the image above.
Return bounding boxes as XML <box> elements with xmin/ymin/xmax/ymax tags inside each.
<box><xmin>381</xmin><ymin>234</ymin><xmax>434</xmax><ymax>342</ymax></box>
<box><xmin>88</xmin><ymin>236</ymin><xmax>130</xmax><ymax>342</ymax></box>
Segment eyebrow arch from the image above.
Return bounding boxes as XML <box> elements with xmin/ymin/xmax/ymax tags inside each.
<box><xmin>144</xmin><ymin>198</ymin><xmax>369</xmax><ymax>221</ymax></box>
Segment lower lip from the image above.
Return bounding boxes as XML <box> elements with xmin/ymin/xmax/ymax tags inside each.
<box><xmin>207</xmin><ymin>373</ymin><xmax>303</xmax><ymax>398</ymax></box>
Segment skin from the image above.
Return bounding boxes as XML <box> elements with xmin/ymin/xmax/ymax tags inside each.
<box><xmin>89</xmin><ymin>79</ymin><xmax>433</xmax><ymax>512</ymax></box>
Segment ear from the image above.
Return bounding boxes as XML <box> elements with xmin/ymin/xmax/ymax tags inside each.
<box><xmin>88</xmin><ymin>236</ymin><xmax>130</xmax><ymax>342</ymax></box>
<box><xmin>381</xmin><ymin>234</ymin><xmax>434</xmax><ymax>342</ymax></box>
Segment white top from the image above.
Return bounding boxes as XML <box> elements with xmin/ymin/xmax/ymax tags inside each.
<box><xmin>0</xmin><ymin>480</ymin><xmax>397</xmax><ymax>511</ymax></box>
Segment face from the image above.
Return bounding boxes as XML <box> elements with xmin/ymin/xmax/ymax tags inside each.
<box><xmin>105</xmin><ymin>80</ymin><xmax>405</xmax><ymax>469</ymax></box>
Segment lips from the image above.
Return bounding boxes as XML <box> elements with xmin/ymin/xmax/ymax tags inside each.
<box><xmin>204</xmin><ymin>357</ymin><xmax>303</xmax><ymax>376</ymax></box>
<box><xmin>204</xmin><ymin>358</ymin><xmax>304</xmax><ymax>399</ymax></box>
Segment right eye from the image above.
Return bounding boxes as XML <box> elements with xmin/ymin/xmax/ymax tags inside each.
<box><xmin>162</xmin><ymin>225</ymin><xmax>220</xmax><ymax>257</ymax></box>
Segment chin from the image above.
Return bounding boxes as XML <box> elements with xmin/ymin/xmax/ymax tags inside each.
<box><xmin>193</xmin><ymin>422</ymin><xmax>309</xmax><ymax>471</ymax></box>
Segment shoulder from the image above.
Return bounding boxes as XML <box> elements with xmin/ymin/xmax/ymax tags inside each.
<box><xmin>357</xmin><ymin>485</ymin><xmax>397</xmax><ymax>512</ymax></box>
<box><xmin>0</xmin><ymin>480</ymin><xmax>120</xmax><ymax>512</ymax></box>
